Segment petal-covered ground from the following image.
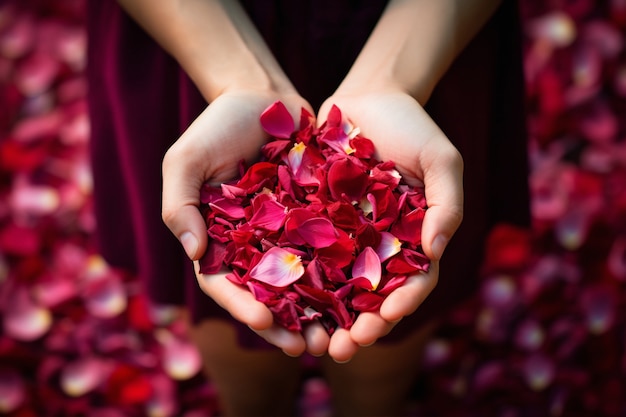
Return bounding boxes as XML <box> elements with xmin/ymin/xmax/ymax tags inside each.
<box><xmin>0</xmin><ymin>1</ymin><xmax>625</xmax><ymax>416</ymax></box>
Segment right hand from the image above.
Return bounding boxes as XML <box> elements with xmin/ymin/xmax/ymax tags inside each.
<box><xmin>317</xmin><ymin>89</ymin><xmax>464</xmax><ymax>361</ymax></box>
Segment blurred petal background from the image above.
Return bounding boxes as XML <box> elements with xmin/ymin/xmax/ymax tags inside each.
<box><xmin>0</xmin><ymin>1</ymin><xmax>624</xmax><ymax>416</ymax></box>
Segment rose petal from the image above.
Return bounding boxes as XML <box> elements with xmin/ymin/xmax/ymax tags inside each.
<box><xmin>268</xmin><ymin>297</ymin><xmax>301</xmax><ymax>332</ymax></box>
<box><xmin>376</xmin><ymin>232</ymin><xmax>402</xmax><ymax>262</ymax></box>
<box><xmin>350</xmin><ymin>137</ymin><xmax>375</xmax><ymax>159</ymax></box>
<box><xmin>262</xmin><ymin>139</ymin><xmax>292</xmax><ymax>161</ymax></box>
<box><xmin>284</xmin><ymin>208</ymin><xmax>316</xmax><ymax>245</ymax></box>
<box><xmin>523</xmin><ymin>354</ymin><xmax>555</xmax><ymax>391</ymax></box>
<box><xmin>297</xmin><ymin>217</ymin><xmax>339</xmax><ymax>248</ymax></box>
<box><xmin>60</xmin><ymin>357</ymin><xmax>110</xmax><ymax>397</ymax></box>
<box><xmin>386</xmin><ymin>248</ymin><xmax>430</xmax><ymax>274</ymax></box>
<box><xmin>248</xmin><ymin>199</ymin><xmax>287</xmax><ymax>231</ymax></box>
<box><xmin>319</xmin><ymin>126</ymin><xmax>354</xmax><ymax>155</ymax></box>
<box><xmin>390</xmin><ymin>207</ymin><xmax>425</xmax><ymax>246</ymax></box>
<box><xmin>160</xmin><ymin>335</ymin><xmax>202</xmax><ymax>380</ymax></box>
<box><xmin>105</xmin><ymin>364</ymin><xmax>153</xmax><ymax>405</ymax></box>
<box><xmin>327</xmin><ymin>156</ymin><xmax>369</xmax><ymax>202</ymax></box>
<box><xmin>377</xmin><ymin>274</ymin><xmax>408</xmax><ymax>296</ymax></box>
<box><xmin>237</xmin><ymin>161</ymin><xmax>277</xmax><ymax>192</ymax></box>
<box><xmin>198</xmin><ymin>240</ymin><xmax>226</xmax><ymax>274</ymax></box>
<box><xmin>0</xmin><ymin>370</ymin><xmax>26</xmax><ymax>413</ymax></box>
<box><xmin>145</xmin><ymin>374</ymin><xmax>177</xmax><ymax>417</ymax></box>
<box><xmin>288</xmin><ymin>142</ymin><xmax>306</xmax><ymax>173</ymax></box>
<box><xmin>326</xmin><ymin>104</ymin><xmax>342</xmax><ymax>127</ymax></box>
<box><xmin>260</xmin><ymin>101</ymin><xmax>294</xmax><ymax>138</ymax></box>
<box><xmin>3</xmin><ymin>289</ymin><xmax>52</xmax><ymax>341</ymax></box>
<box><xmin>292</xmin><ymin>148</ymin><xmax>323</xmax><ymax>186</ymax></box>
<box><xmin>249</xmin><ymin>247</ymin><xmax>305</xmax><ymax>287</ymax></box>
<box><xmin>315</xmin><ymin>229</ymin><xmax>355</xmax><ymax>268</ymax></box>
<box><xmin>326</xmin><ymin>201</ymin><xmax>360</xmax><ymax>231</ymax></box>
<box><xmin>352</xmin><ymin>247</ymin><xmax>382</xmax><ymax>290</ymax></box>
<box><xmin>209</xmin><ymin>197</ymin><xmax>246</xmax><ymax>220</ymax></box>
<box><xmin>351</xmin><ymin>291</ymin><xmax>384</xmax><ymax>311</ymax></box>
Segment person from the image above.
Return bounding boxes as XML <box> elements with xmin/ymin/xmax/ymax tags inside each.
<box><xmin>86</xmin><ymin>0</ymin><xmax>530</xmax><ymax>415</ymax></box>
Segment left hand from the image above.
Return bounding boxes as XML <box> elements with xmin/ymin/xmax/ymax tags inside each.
<box><xmin>317</xmin><ymin>89</ymin><xmax>464</xmax><ymax>362</ymax></box>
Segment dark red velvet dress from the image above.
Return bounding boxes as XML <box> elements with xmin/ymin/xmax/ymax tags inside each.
<box><xmin>86</xmin><ymin>1</ymin><xmax>529</xmax><ymax>346</ymax></box>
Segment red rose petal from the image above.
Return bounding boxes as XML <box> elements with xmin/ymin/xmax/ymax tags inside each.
<box><xmin>248</xmin><ymin>199</ymin><xmax>287</xmax><ymax>231</ymax></box>
<box><xmin>351</xmin><ymin>292</ymin><xmax>384</xmax><ymax>312</ymax></box>
<box><xmin>327</xmin><ymin>156</ymin><xmax>368</xmax><ymax>202</ymax></box>
<box><xmin>390</xmin><ymin>207</ymin><xmax>425</xmax><ymax>246</ymax></box>
<box><xmin>198</xmin><ymin>240</ymin><xmax>226</xmax><ymax>274</ymax></box>
<box><xmin>297</xmin><ymin>217</ymin><xmax>339</xmax><ymax>248</ymax></box>
<box><xmin>260</xmin><ymin>100</ymin><xmax>295</xmax><ymax>139</ymax></box>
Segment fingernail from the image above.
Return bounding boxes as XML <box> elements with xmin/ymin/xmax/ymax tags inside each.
<box><xmin>432</xmin><ymin>234</ymin><xmax>448</xmax><ymax>260</ymax></box>
<box><xmin>180</xmin><ymin>232</ymin><xmax>198</xmax><ymax>259</ymax></box>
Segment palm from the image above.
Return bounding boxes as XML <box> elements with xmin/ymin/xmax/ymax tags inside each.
<box><xmin>165</xmin><ymin>91</ymin><xmax>310</xmax><ymax>185</ymax></box>
<box><xmin>320</xmin><ymin>92</ymin><xmax>452</xmax><ymax>187</ymax></box>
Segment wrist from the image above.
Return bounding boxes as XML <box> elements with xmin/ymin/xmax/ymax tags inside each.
<box><xmin>332</xmin><ymin>51</ymin><xmax>440</xmax><ymax>106</ymax></box>
<box><xmin>212</xmin><ymin>68</ymin><xmax>297</xmax><ymax>101</ymax></box>
<box><xmin>187</xmin><ymin>48</ymin><xmax>297</xmax><ymax>102</ymax></box>
<box><xmin>333</xmin><ymin>77</ymin><xmax>431</xmax><ymax>105</ymax></box>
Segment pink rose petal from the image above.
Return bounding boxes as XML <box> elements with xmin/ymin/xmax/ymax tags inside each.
<box><xmin>160</xmin><ymin>333</ymin><xmax>203</xmax><ymax>380</ymax></box>
<box><xmin>352</xmin><ymin>247</ymin><xmax>382</xmax><ymax>290</ymax></box>
<box><xmin>376</xmin><ymin>231</ymin><xmax>402</xmax><ymax>262</ymax></box>
<box><xmin>0</xmin><ymin>370</ymin><xmax>26</xmax><ymax>413</ymax></box>
<box><xmin>209</xmin><ymin>197</ymin><xmax>246</xmax><ymax>220</ymax></box>
<box><xmin>3</xmin><ymin>288</ymin><xmax>52</xmax><ymax>341</ymax></box>
<box><xmin>60</xmin><ymin>357</ymin><xmax>110</xmax><ymax>397</ymax></box>
<box><xmin>249</xmin><ymin>247</ymin><xmax>305</xmax><ymax>287</ymax></box>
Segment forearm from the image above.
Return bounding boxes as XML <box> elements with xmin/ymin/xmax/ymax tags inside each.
<box><xmin>336</xmin><ymin>0</ymin><xmax>501</xmax><ymax>104</ymax></box>
<box><xmin>116</xmin><ymin>0</ymin><xmax>295</xmax><ymax>101</ymax></box>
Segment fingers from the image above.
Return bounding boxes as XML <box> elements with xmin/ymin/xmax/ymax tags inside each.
<box><xmin>194</xmin><ymin>263</ymin><xmax>273</xmax><ymax>330</ymax></box>
<box><xmin>195</xmin><ymin>262</ymin><xmax>310</xmax><ymax>356</ymax></box>
<box><xmin>328</xmin><ymin>328</ymin><xmax>360</xmax><ymax>363</ymax></box>
<box><xmin>420</xmin><ymin>144</ymin><xmax>464</xmax><ymax>261</ymax></box>
<box><xmin>348</xmin><ymin>262</ymin><xmax>439</xmax><ymax>347</ymax></box>
<box><xmin>303</xmin><ymin>322</ymin><xmax>330</xmax><ymax>356</ymax></box>
<box><xmin>379</xmin><ymin>262</ymin><xmax>439</xmax><ymax>322</ymax></box>
<box><xmin>349</xmin><ymin>311</ymin><xmax>396</xmax><ymax>347</ymax></box>
<box><xmin>253</xmin><ymin>325</ymin><xmax>307</xmax><ymax>357</ymax></box>
<box><xmin>195</xmin><ymin>266</ymin><xmax>437</xmax><ymax>359</ymax></box>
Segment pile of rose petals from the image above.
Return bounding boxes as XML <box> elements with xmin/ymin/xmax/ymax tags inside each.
<box><xmin>1</xmin><ymin>0</ymin><xmax>625</xmax><ymax>416</ymax></box>
<box><xmin>199</xmin><ymin>101</ymin><xmax>429</xmax><ymax>334</ymax></box>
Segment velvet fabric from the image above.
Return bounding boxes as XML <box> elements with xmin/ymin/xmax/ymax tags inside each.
<box><xmin>86</xmin><ymin>0</ymin><xmax>529</xmax><ymax>346</ymax></box>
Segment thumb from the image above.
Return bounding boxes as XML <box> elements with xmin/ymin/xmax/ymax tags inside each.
<box><xmin>161</xmin><ymin>145</ymin><xmax>209</xmax><ymax>261</ymax></box>
<box><xmin>420</xmin><ymin>146</ymin><xmax>464</xmax><ymax>261</ymax></box>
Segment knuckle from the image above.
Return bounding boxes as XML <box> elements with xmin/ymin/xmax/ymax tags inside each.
<box><xmin>162</xmin><ymin>143</ymin><xmax>184</xmax><ymax>172</ymax></box>
<box><xmin>448</xmin><ymin>204</ymin><xmax>464</xmax><ymax>229</ymax></box>
<box><xmin>161</xmin><ymin>206</ymin><xmax>177</xmax><ymax>225</ymax></box>
<box><xmin>442</xmin><ymin>145</ymin><xmax>464</xmax><ymax>171</ymax></box>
